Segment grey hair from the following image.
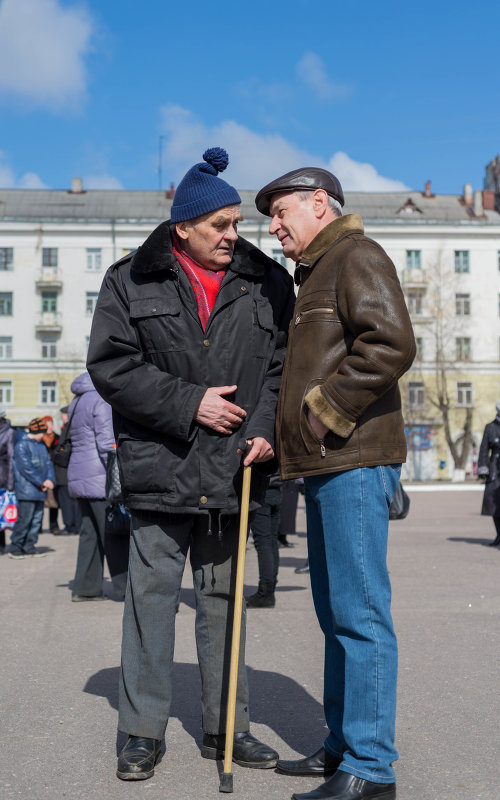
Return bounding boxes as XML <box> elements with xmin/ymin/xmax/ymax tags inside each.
<box><xmin>295</xmin><ymin>190</ymin><xmax>342</xmax><ymax>217</ymax></box>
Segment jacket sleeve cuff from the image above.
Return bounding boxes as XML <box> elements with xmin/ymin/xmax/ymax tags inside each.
<box><xmin>305</xmin><ymin>385</ymin><xmax>356</xmax><ymax>439</ymax></box>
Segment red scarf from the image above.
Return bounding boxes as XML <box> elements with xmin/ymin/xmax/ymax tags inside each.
<box><xmin>172</xmin><ymin>232</ymin><xmax>226</xmax><ymax>331</ymax></box>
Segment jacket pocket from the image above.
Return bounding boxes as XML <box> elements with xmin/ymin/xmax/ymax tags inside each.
<box><xmin>299</xmin><ymin>380</ymin><xmax>349</xmax><ymax>457</ymax></box>
<box><xmin>130</xmin><ymin>296</ymin><xmax>188</xmax><ymax>352</ymax></box>
<box><xmin>117</xmin><ymin>435</ymin><xmax>174</xmax><ymax>495</ymax></box>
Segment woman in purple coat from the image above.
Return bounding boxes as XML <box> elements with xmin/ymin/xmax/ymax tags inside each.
<box><xmin>68</xmin><ymin>372</ymin><xmax>129</xmax><ymax>601</ymax></box>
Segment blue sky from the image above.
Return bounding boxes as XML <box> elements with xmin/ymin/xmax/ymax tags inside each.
<box><xmin>1</xmin><ymin>0</ymin><xmax>499</xmax><ymax>195</ymax></box>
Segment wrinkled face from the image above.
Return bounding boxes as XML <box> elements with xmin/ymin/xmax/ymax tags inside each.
<box><xmin>268</xmin><ymin>191</ymin><xmax>319</xmax><ymax>262</ymax></box>
<box><xmin>176</xmin><ymin>205</ymin><xmax>242</xmax><ymax>270</ymax></box>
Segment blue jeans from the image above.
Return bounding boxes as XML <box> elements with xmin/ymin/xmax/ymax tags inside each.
<box><xmin>304</xmin><ymin>465</ymin><xmax>401</xmax><ymax>784</ymax></box>
<box><xmin>10</xmin><ymin>500</ymin><xmax>45</xmax><ymax>553</ymax></box>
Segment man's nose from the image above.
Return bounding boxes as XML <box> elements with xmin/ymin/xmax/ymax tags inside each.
<box><xmin>269</xmin><ymin>217</ymin><xmax>279</xmax><ymax>235</ymax></box>
<box><xmin>225</xmin><ymin>226</ymin><xmax>238</xmax><ymax>241</ymax></box>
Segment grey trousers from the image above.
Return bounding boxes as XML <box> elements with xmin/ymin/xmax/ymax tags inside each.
<box><xmin>118</xmin><ymin>511</ymin><xmax>250</xmax><ymax>740</ymax></box>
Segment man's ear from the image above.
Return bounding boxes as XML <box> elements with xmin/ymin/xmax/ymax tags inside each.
<box><xmin>176</xmin><ymin>221</ymin><xmax>189</xmax><ymax>241</ymax></box>
<box><xmin>312</xmin><ymin>189</ymin><xmax>329</xmax><ymax>218</ymax></box>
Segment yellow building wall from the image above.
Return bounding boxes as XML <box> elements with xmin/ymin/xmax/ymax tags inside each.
<box><xmin>0</xmin><ymin>369</ymin><xmax>82</xmax><ymax>428</ymax></box>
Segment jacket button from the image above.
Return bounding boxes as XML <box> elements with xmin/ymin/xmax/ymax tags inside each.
<box><xmin>152</xmin><ymin>307</ymin><xmax>157</xmax><ymax>312</ymax></box>
<box><xmin>200</xmin><ymin>496</ymin><xmax>208</xmax><ymax>504</ymax></box>
<box><xmin>203</xmin><ymin>339</ymin><xmax>210</xmax><ymax>347</ymax></box>
<box><xmin>241</xmin><ymin>286</ymin><xmax>247</xmax><ymax>291</ymax></box>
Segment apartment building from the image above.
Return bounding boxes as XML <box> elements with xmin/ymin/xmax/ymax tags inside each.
<box><xmin>1</xmin><ymin>171</ymin><xmax>500</xmax><ymax>479</ymax></box>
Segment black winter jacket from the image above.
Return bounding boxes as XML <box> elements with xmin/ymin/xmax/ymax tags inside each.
<box><xmin>87</xmin><ymin>221</ymin><xmax>295</xmax><ymax>515</ymax></box>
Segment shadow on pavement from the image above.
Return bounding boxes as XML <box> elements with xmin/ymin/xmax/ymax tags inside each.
<box><xmin>178</xmin><ymin>584</ymin><xmax>306</xmax><ymax>610</ymax></box>
<box><xmin>84</xmin><ymin>662</ymin><xmax>326</xmax><ymax>756</ymax></box>
<box><xmin>448</xmin><ymin>536</ymin><xmax>497</xmax><ymax>547</ymax></box>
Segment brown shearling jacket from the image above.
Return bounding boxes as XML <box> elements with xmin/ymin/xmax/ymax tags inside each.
<box><xmin>276</xmin><ymin>214</ymin><xmax>416</xmax><ymax>480</ymax></box>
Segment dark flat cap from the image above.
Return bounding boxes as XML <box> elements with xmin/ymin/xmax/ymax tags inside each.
<box><xmin>255</xmin><ymin>167</ymin><xmax>344</xmax><ymax>216</ymax></box>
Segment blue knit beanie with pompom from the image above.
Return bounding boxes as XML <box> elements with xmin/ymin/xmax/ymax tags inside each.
<box><xmin>170</xmin><ymin>147</ymin><xmax>241</xmax><ymax>223</ymax></box>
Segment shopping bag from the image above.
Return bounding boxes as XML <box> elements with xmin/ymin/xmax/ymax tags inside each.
<box><xmin>0</xmin><ymin>489</ymin><xmax>18</xmax><ymax>528</ymax></box>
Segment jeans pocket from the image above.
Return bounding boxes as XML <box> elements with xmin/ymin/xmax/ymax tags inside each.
<box><xmin>379</xmin><ymin>464</ymin><xmax>401</xmax><ymax>504</ymax></box>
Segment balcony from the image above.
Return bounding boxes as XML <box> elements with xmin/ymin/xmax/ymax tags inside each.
<box><xmin>36</xmin><ymin>268</ymin><xmax>63</xmax><ymax>290</ymax></box>
<box><xmin>35</xmin><ymin>312</ymin><xmax>62</xmax><ymax>333</ymax></box>
<box><xmin>401</xmin><ymin>268</ymin><xmax>427</xmax><ymax>288</ymax></box>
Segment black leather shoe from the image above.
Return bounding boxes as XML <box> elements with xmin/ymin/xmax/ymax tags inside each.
<box><xmin>202</xmin><ymin>731</ymin><xmax>278</xmax><ymax>768</ymax></box>
<box><xmin>277</xmin><ymin>746</ymin><xmax>341</xmax><ymax>776</ymax></box>
<box><xmin>292</xmin><ymin>770</ymin><xmax>396</xmax><ymax>800</ymax></box>
<box><xmin>116</xmin><ymin>736</ymin><xmax>161</xmax><ymax>781</ymax></box>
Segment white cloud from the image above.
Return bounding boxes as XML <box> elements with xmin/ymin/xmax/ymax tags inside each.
<box><xmin>0</xmin><ymin>0</ymin><xmax>93</xmax><ymax>111</ymax></box>
<box><xmin>328</xmin><ymin>152</ymin><xmax>409</xmax><ymax>192</ymax></box>
<box><xmin>159</xmin><ymin>105</ymin><xmax>409</xmax><ymax>192</ymax></box>
<box><xmin>296</xmin><ymin>52</ymin><xmax>352</xmax><ymax>101</ymax></box>
<box><xmin>0</xmin><ymin>152</ymin><xmax>47</xmax><ymax>188</ymax></box>
<box><xmin>84</xmin><ymin>174</ymin><xmax>124</xmax><ymax>190</ymax></box>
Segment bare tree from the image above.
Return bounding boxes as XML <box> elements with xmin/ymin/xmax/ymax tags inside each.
<box><xmin>404</xmin><ymin>250</ymin><xmax>474</xmax><ymax>477</ymax></box>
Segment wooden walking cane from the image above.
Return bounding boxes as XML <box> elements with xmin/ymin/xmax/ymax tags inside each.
<box><xmin>219</xmin><ymin>441</ymin><xmax>252</xmax><ymax>793</ymax></box>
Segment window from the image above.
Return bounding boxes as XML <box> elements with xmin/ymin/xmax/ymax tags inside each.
<box><xmin>40</xmin><ymin>380</ymin><xmax>57</xmax><ymax>405</ymax></box>
<box><xmin>456</xmin><ymin>337</ymin><xmax>471</xmax><ymax>361</ymax></box>
<box><xmin>0</xmin><ymin>337</ymin><xmax>13</xmax><ymax>359</ymax></box>
<box><xmin>455</xmin><ymin>293</ymin><xmax>470</xmax><ymax>316</ymax></box>
<box><xmin>41</xmin><ymin>291</ymin><xmax>57</xmax><ymax>313</ymax></box>
<box><xmin>272</xmin><ymin>248</ymin><xmax>287</xmax><ymax>268</ymax></box>
<box><xmin>41</xmin><ymin>337</ymin><xmax>57</xmax><ymax>359</ymax></box>
<box><xmin>406</xmin><ymin>289</ymin><xmax>424</xmax><ymax>316</ymax></box>
<box><xmin>0</xmin><ymin>292</ymin><xmax>13</xmax><ymax>315</ymax></box>
<box><xmin>86</xmin><ymin>248</ymin><xmax>102</xmax><ymax>271</ymax></box>
<box><xmin>406</xmin><ymin>250</ymin><xmax>421</xmax><ymax>269</ymax></box>
<box><xmin>0</xmin><ymin>247</ymin><xmax>13</xmax><ymax>270</ymax></box>
<box><xmin>456</xmin><ymin>381</ymin><xmax>473</xmax><ymax>407</ymax></box>
<box><xmin>454</xmin><ymin>250</ymin><xmax>469</xmax><ymax>273</ymax></box>
<box><xmin>0</xmin><ymin>381</ymin><xmax>13</xmax><ymax>405</ymax></box>
<box><xmin>86</xmin><ymin>291</ymin><xmax>99</xmax><ymax>316</ymax></box>
<box><xmin>42</xmin><ymin>248</ymin><xmax>58</xmax><ymax>267</ymax></box>
<box><xmin>408</xmin><ymin>381</ymin><xmax>425</xmax><ymax>409</ymax></box>
<box><xmin>415</xmin><ymin>337</ymin><xmax>424</xmax><ymax>360</ymax></box>
<box><xmin>85</xmin><ymin>335</ymin><xmax>90</xmax><ymax>353</ymax></box>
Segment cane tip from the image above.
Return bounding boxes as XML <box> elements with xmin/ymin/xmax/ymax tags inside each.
<box><xmin>219</xmin><ymin>772</ymin><xmax>233</xmax><ymax>793</ymax></box>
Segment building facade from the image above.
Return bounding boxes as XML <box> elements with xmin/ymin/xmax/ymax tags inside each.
<box><xmin>1</xmin><ymin>173</ymin><xmax>500</xmax><ymax>478</ymax></box>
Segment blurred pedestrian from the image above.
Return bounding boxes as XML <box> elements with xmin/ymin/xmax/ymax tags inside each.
<box><xmin>0</xmin><ymin>407</ymin><xmax>15</xmax><ymax>552</ymax></box>
<box><xmin>246</xmin><ymin>472</ymin><xmax>282</xmax><ymax>608</ymax></box>
<box><xmin>41</xmin><ymin>415</ymin><xmax>61</xmax><ymax>533</ymax></box>
<box><xmin>478</xmin><ymin>402</ymin><xmax>500</xmax><ymax>547</ymax></box>
<box><xmin>8</xmin><ymin>417</ymin><xmax>55</xmax><ymax>559</ymax></box>
<box><xmin>53</xmin><ymin>405</ymin><xmax>81</xmax><ymax>534</ymax></box>
<box><xmin>68</xmin><ymin>372</ymin><xmax>129</xmax><ymax>601</ymax></box>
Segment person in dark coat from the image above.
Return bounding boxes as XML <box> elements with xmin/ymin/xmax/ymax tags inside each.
<box><xmin>0</xmin><ymin>408</ymin><xmax>15</xmax><ymax>551</ymax></box>
<box><xmin>9</xmin><ymin>417</ymin><xmax>55</xmax><ymax>558</ymax></box>
<box><xmin>87</xmin><ymin>147</ymin><xmax>295</xmax><ymax>781</ymax></box>
<box><xmin>477</xmin><ymin>402</ymin><xmax>500</xmax><ymax>546</ymax></box>
<box><xmin>68</xmin><ymin>372</ymin><xmax>129</xmax><ymax>600</ymax></box>
<box><xmin>53</xmin><ymin>405</ymin><xmax>81</xmax><ymax>534</ymax></box>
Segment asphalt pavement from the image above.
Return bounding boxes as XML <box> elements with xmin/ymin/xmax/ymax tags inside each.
<box><xmin>1</xmin><ymin>487</ymin><xmax>499</xmax><ymax>800</ymax></box>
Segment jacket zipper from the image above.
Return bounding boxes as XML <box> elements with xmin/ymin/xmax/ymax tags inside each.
<box><xmin>319</xmin><ymin>439</ymin><xmax>326</xmax><ymax>458</ymax></box>
<box><xmin>295</xmin><ymin>307</ymin><xmax>335</xmax><ymax>326</ymax></box>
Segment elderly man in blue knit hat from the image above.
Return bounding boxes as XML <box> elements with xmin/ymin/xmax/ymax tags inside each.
<box><xmin>87</xmin><ymin>148</ymin><xmax>294</xmax><ymax>780</ymax></box>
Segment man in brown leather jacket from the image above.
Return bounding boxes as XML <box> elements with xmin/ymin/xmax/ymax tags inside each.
<box><xmin>255</xmin><ymin>169</ymin><xmax>415</xmax><ymax>800</ymax></box>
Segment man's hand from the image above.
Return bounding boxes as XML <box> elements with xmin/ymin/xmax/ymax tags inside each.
<box><xmin>195</xmin><ymin>385</ymin><xmax>246</xmax><ymax>434</ymax></box>
<box><xmin>42</xmin><ymin>479</ymin><xmax>54</xmax><ymax>490</ymax></box>
<box><xmin>308</xmin><ymin>408</ymin><xmax>329</xmax><ymax>440</ymax></box>
<box><xmin>237</xmin><ymin>437</ymin><xmax>274</xmax><ymax>466</ymax></box>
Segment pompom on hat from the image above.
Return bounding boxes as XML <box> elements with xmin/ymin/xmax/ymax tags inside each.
<box><xmin>170</xmin><ymin>147</ymin><xmax>241</xmax><ymax>223</ymax></box>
